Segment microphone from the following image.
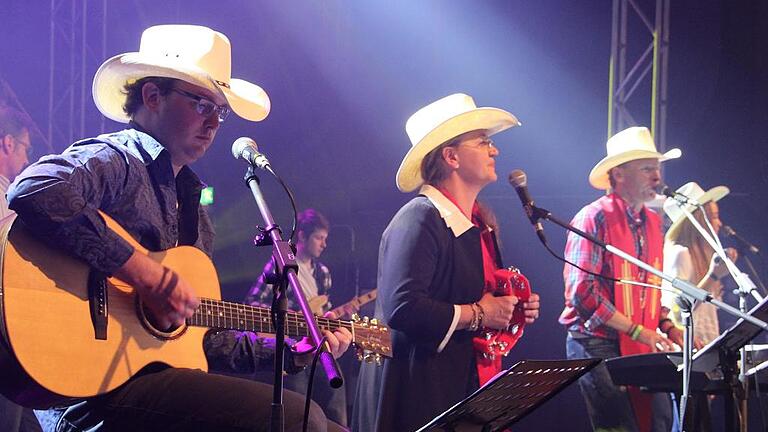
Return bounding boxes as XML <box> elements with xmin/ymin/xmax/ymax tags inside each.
<box><xmin>723</xmin><ymin>225</ymin><xmax>760</xmax><ymax>255</ymax></box>
<box><xmin>231</xmin><ymin>137</ymin><xmax>271</xmax><ymax>169</ymax></box>
<box><xmin>659</xmin><ymin>184</ymin><xmax>700</xmax><ymax>206</ymax></box>
<box><xmin>508</xmin><ymin>169</ymin><xmax>546</xmax><ymax>243</ymax></box>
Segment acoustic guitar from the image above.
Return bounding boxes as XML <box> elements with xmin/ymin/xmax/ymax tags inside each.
<box><xmin>0</xmin><ymin>213</ymin><xmax>391</xmax><ymax>409</ymax></box>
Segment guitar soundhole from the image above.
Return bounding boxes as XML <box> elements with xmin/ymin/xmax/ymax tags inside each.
<box><xmin>135</xmin><ymin>298</ymin><xmax>187</xmax><ymax>340</ymax></box>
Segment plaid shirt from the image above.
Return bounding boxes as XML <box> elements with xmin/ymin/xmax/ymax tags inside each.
<box><xmin>559</xmin><ymin>195</ymin><xmax>650</xmax><ymax>339</ymax></box>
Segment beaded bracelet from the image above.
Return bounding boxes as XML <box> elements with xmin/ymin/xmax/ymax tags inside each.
<box><xmin>474</xmin><ymin>302</ymin><xmax>485</xmax><ymax>329</ymax></box>
<box><xmin>468</xmin><ymin>303</ymin><xmax>479</xmax><ymax>331</ymax></box>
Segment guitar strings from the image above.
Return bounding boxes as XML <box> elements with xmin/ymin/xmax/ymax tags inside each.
<box><xmin>190</xmin><ymin>298</ymin><xmax>356</xmax><ymax>334</ymax></box>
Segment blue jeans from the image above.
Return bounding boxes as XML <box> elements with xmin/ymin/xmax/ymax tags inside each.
<box><xmin>566</xmin><ymin>334</ymin><xmax>673</xmax><ymax>432</ymax></box>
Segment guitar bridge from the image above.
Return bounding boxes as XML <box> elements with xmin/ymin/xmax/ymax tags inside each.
<box><xmin>88</xmin><ymin>271</ymin><xmax>108</xmax><ymax>340</ymax></box>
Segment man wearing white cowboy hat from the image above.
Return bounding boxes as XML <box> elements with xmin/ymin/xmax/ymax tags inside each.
<box><xmin>7</xmin><ymin>24</ymin><xmax>351</xmax><ymax>432</ymax></box>
<box><xmin>353</xmin><ymin>93</ymin><xmax>541</xmax><ymax>432</ymax></box>
<box><xmin>559</xmin><ymin>126</ymin><xmax>682</xmax><ymax>432</ymax></box>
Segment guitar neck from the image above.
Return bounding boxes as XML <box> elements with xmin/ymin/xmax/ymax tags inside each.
<box><xmin>189</xmin><ymin>298</ymin><xmax>353</xmax><ymax>337</ymax></box>
<box><xmin>328</xmin><ymin>289</ymin><xmax>378</xmax><ymax>317</ymax></box>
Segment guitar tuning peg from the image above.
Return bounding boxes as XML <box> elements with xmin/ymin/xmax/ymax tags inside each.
<box><xmin>370</xmin><ymin>318</ymin><xmax>378</xmax><ymax>326</ymax></box>
<box><xmin>351</xmin><ymin>313</ymin><xmax>360</xmax><ymax>322</ymax></box>
<box><xmin>374</xmin><ymin>353</ymin><xmax>382</xmax><ymax>365</ymax></box>
<box><xmin>355</xmin><ymin>347</ymin><xmax>364</xmax><ymax>361</ymax></box>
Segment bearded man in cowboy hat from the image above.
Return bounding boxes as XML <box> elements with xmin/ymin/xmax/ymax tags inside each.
<box><xmin>6</xmin><ymin>24</ymin><xmax>351</xmax><ymax>432</ymax></box>
<box><xmin>559</xmin><ymin>126</ymin><xmax>683</xmax><ymax>432</ymax></box>
<box><xmin>352</xmin><ymin>93</ymin><xmax>541</xmax><ymax>432</ymax></box>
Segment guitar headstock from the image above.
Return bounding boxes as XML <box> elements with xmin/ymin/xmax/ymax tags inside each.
<box><xmin>350</xmin><ymin>313</ymin><xmax>391</xmax><ymax>364</ymax></box>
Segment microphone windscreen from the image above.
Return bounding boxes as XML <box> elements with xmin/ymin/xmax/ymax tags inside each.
<box><xmin>231</xmin><ymin>137</ymin><xmax>258</xmax><ymax>160</ymax></box>
<box><xmin>508</xmin><ymin>169</ymin><xmax>527</xmax><ymax>188</ymax></box>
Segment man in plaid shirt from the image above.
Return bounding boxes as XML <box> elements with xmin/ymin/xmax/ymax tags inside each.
<box><xmin>560</xmin><ymin>127</ymin><xmax>684</xmax><ymax>432</ymax></box>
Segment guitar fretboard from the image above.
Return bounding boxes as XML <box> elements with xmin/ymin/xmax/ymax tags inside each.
<box><xmin>188</xmin><ymin>298</ymin><xmax>354</xmax><ymax>337</ymax></box>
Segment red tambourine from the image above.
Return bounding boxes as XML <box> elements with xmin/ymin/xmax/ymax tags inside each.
<box><xmin>473</xmin><ymin>266</ymin><xmax>532</xmax><ymax>360</ymax></box>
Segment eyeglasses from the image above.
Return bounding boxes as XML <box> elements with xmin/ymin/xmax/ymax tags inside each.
<box><xmin>170</xmin><ymin>88</ymin><xmax>231</xmax><ymax>122</ymax></box>
<box><xmin>460</xmin><ymin>137</ymin><xmax>495</xmax><ymax>150</ymax></box>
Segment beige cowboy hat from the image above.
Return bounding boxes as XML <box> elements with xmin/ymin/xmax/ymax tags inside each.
<box><xmin>663</xmin><ymin>181</ymin><xmax>729</xmax><ymax>241</ymax></box>
<box><xmin>396</xmin><ymin>93</ymin><xmax>520</xmax><ymax>192</ymax></box>
<box><xmin>92</xmin><ymin>24</ymin><xmax>270</xmax><ymax>123</ymax></box>
<box><xmin>589</xmin><ymin>126</ymin><xmax>681</xmax><ymax>190</ymax></box>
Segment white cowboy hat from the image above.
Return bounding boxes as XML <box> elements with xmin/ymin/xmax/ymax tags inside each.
<box><xmin>588</xmin><ymin>126</ymin><xmax>681</xmax><ymax>190</ymax></box>
<box><xmin>396</xmin><ymin>93</ymin><xmax>520</xmax><ymax>192</ymax></box>
<box><xmin>663</xmin><ymin>181</ymin><xmax>729</xmax><ymax>241</ymax></box>
<box><xmin>92</xmin><ymin>24</ymin><xmax>270</xmax><ymax>123</ymax></box>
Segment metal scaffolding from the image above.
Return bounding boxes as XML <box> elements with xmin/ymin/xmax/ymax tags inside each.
<box><xmin>48</xmin><ymin>0</ymin><xmax>107</xmax><ymax>151</ymax></box>
<box><xmin>607</xmin><ymin>0</ymin><xmax>670</xmax><ymax>152</ymax></box>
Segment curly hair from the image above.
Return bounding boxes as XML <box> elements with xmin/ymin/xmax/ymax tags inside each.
<box><xmin>122</xmin><ymin>77</ymin><xmax>177</xmax><ymax>117</ymax></box>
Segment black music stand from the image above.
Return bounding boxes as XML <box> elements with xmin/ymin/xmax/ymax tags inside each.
<box><xmin>687</xmin><ymin>294</ymin><xmax>768</xmax><ymax>430</ymax></box>
<box><xmin>416</xmin><ymin>359</ymin><xmax>600</xmax><ymax>432</ymax></box>
<box><xmin>693</xmin><ymin>293</ymin><xmax>768</xmax><ymax>373</ymax></box>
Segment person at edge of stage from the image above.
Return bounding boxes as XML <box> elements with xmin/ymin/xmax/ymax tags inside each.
<box><xmin>6</xmin><ymin>24</ymin><xmax>351</xmax><ymax>432</ymax></box>
<box><xmin>352</xmin><ymin>93</ymin><xmax>541</xmax><ymax>432</ymax></box>
<box><xmin>661</xmin><ymin>181</ymin><xmax>737</xmax><ymax>432</ymax></box>
<box><xmin>244</xmin><ymin>208</ymin><xmax>350</xmax><ymax>426</ymax></box>
<box><xmin>560</xmin><ymin>125</ymin><xmax>684</xmax><ymax>432</ymax></box>
<box><xmin>0</xmin><ymin>106</ymin><xmax>43</xmax><ymax>432</ymax></box>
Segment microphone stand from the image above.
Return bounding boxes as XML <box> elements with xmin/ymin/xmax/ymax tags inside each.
<box><xmin>243</xmin><ymin>165</ymin><xmax>343</xmax><ymax>432</ymax></box>
<box><xmin>667</xmin><ymin>197</ymin><xmax>764</xmax><ymax>431</ymax></box>
<box><xmin>528</xmin><ymin>204</ymin><xmax>768</xmax><ymax>428</ymax></box>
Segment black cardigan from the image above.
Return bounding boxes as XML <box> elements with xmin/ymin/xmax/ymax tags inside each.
<box><xmin>353</xmin><ymin>195</ymin><xmax>502</xmax><ymax>432</ymax></box>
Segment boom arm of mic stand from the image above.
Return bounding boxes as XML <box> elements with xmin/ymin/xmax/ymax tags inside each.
<box><xmin>533</xmin><ymin>205</ymin><xmax>768</xmax><ymax>331</ymax></box>
<box><xmin>244</xmin><ymin>167</ymin><xmax>344</xmax><ymax>388</ymax></box>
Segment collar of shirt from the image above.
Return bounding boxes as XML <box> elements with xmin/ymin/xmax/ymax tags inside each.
<box><xmin>611</xmin><ymin>192</ymin><xmax>646</xmax><ymax>227</ymax></box>
<box><xmin>420</xmin><ymin>184</ymin><xmax>474</xmax><ymax>237</ymax></box>
<box><xmin>110</xmin><ymin>123</ymin><xmax>205</xmax><ymax>195</ymax></box>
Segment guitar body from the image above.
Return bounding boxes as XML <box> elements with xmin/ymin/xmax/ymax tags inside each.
<box><xmin>0</xmin><ymin>215</ymin><xmax>217</xmax><ymax>408</ymax></box>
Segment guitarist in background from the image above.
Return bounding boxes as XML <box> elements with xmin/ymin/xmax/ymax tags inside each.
<box><xmin>7</xmin><ymin>24</ymin><xmax>350</xmax><ymax>432</ymax></box>
<box><xmin>246</xmin><ymin>209</ymin><xmax>335</xmax><ymax>315</ymax></box>
<box><xmin>352</xmin><ymin>93</ymin><xmax>541</xmax><ymax>432</ymax></box>
<box><xmin>0</xmin><ymin>106</ymin><xmax>42</xmax><ymax>432</ymax></box>
<box><xmin>244</xmin><ymin>208</ymin><xmax>350</xmax><ymax>426</ymax></box>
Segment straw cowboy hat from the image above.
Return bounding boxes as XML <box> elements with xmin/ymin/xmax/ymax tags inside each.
<box><xmin>663</xmin><ymin>182</ymin><xmax>729</xmax><ymax>241</ymax></box>
<box><xmin>396</xmin><ymin>93</ymin><xmax>520</xmax><ymax>193</ymax></box>
<box><xmin>588</xmin><ymin>126</ymin><xmax>681</xmax><ymax>190</ymax></box>
<box><xmin>92</xmin><ymin>24</ymin><xmax>270</xmax><ymax>123</ymax></box>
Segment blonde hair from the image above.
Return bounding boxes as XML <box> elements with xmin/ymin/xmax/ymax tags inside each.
<box><xmin>667</xmin><ymin>204</ymin><xmax>715</xmax><ymax>281</ymax></box>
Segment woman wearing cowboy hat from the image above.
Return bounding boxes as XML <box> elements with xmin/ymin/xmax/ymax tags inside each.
<box><xmin>559</xmin><ymin>126</ymin><xmax>683</xmax><ymax>432</ymax></box>
<box><xmin>353</xmin><ymin>93</ymin><xmax>540</xmax><ymax>432</ymax></box>
<box><xmin>660</xmin><ymin>182</ymin><xmax>736</xmax><ymax>431</ymax></box>
<box><xmin>7</xmin><ymin>24</ymin><xmax>350</xmax><ymax>432</ymax></box>
<box><xmin>661</xmin><ymin>182</ymin><xmax>736</xmax><ymax>348</ymax></box>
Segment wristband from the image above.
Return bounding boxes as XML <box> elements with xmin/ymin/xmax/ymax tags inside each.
<box><xmin>626</xmin><ymin>323</ymin><xmax>637</xmax><ymax>336</ymax></box>
<box><xmin>630</xmin><ymin>324</ymin><xmax>644</xmax><ymax>341</ymax></box>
